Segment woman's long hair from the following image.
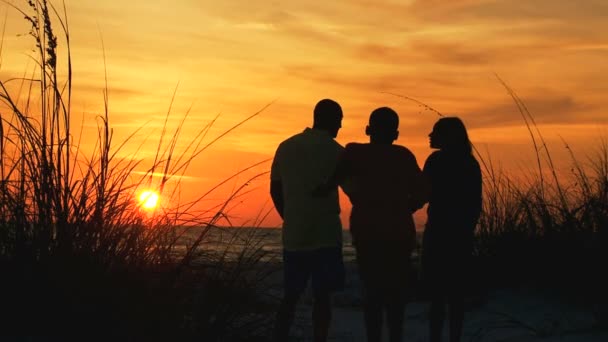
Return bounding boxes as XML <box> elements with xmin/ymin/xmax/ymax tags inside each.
<box><xmin>434</xmin><ymin>117</ymin><xmax>472</xmax><ymax>154</ymax></box>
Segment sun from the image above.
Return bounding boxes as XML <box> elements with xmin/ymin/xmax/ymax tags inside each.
<box><xmin>138</xmin><ymin>190</ymin><xmax>160</xmax><ymax>210</ymax></box>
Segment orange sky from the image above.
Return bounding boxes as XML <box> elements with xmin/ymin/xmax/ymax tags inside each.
<box><xmin>1</xmin><ymin>0</ymin><xmax>607</xmax><ymax>228</ymax></box>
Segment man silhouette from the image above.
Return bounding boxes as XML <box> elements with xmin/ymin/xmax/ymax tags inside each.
<box><xmin>270</xmin><ymin>99</ymin><xmax>345</xmax><ymax>342</ymax></box>
<box><xmin>321</xmin><ymin>107</ymin><xmax>428</xmax><ymax>342</ymax></box>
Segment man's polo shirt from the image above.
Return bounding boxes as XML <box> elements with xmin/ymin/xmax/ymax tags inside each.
<box><xmin>271</xmin><ymin>128</ymin><xmax>344</xmax><ymax>251</ymax></box>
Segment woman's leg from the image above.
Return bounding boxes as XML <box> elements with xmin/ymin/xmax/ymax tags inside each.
<box><xmin>448</xmin><ymin>294</ymin><xmax>464</xmax><ymax>342</ymax></box>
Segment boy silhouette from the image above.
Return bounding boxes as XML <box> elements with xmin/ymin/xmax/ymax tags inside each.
<box><xmin>319</xmin><ymin>107</ymin><xmax>428</xmax><ymax>342</ymax></box>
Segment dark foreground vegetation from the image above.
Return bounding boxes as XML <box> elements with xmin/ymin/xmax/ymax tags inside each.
<box><xmin>0</xmin><ymin>1</ymin><xmax>606</xmax><ymax>341</ymax></box>
<box><xmin>470</xmin><ymin>82</ymin><xmax>608</xmax><ymax>320</ymax></box>
<box><xmin>0</xmin><ymin>2</ymin><xmax>277</xmax><ymax>340</ymax></box>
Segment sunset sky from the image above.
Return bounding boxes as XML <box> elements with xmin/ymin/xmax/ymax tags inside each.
<box><xmin>1</xmin><ymin>0</ymin><xmax>607</xmax><ymax>228</ymax></box>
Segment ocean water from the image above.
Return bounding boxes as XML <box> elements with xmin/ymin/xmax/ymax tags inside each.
<box><xmin>177</xmin><ymin>226</ymin><xmax>422</xmax><ymax>263</ymax></box>
<box><xmin>176</xmin><ymin>226</ymin><xmax>354</xmax><ymax>262</ymax></box>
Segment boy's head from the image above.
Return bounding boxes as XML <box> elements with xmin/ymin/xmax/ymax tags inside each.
<box><xmin>365</xmin><ymin>107</ymin><xmax>399</xmax><ymax>144</ymax></box>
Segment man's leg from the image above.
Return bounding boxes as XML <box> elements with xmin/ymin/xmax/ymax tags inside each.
<box><xmin>363</xmin><ymin>290</ymin><xmax>383</xmax><ymax>342</ymax></box>
<box><xmin>313</xmin><ymin>291</ymin><xmax>331</xmax><ymax>342</ymax></box>
<box><xmin>274</xmin><ymin>292</ymin><xmax>300</xmax><ymax>342</ymax></box>
<box><xmin>274</xmin><ymin>249</ymin><xmax>310</xmax><ymax>341</ymax></box>
<box><xmin>311</xmin><ymin>247</ymin><xmax>345</xmax><ymax>342</ymax></box>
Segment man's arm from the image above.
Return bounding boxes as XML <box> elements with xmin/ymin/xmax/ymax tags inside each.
<box><xmin>270</xmin><ymin>144</ymin><xmax>285</xmax><ymax>220</ymax></box>
<box><xmin>312</xmin><ymin>147</ymin><xmax>351</xmax><ymax>197</ymax></box>
<box><xmin>270</xmin><ymin>180</ymin><xmax>284</xmax><ymax>219</ymax></box>
<box><xmin>335</xmin><ymin>148</ymin><xmax>354</xmax><ymax>197</ymax></box>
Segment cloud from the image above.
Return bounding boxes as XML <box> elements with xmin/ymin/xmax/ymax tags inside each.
<box><xmin>387</xmin><ymin>92</ymin><xmax>602</xmax><ymax>140</ymax></box>
<box><xmin>409</xmin><ymin>0</ymin><xmax>608</xmax><ymax>22</ymax></box>
<box><xmin>352</xmin><ymin>33</ymin><xmax>585</xmax><ymax>70</ymax></box>
<box><xmin>267</xmin><ymin>14</ymin><xmax>348</xmax><ymax>46</ymax></box>
<box><xmin>561</xmin><ymin>44</ymin><xmax>608</xmax><ymax>52</ymax></box>
<box><xmin>282</xmin><ymin>64</ymin><xmax>446</xmax><ymax>95</ymax></box>
<box><xmin>465</xmin><ymin>94</ymin><xmax>598</xmax><ymax>129</ymax></box>
<box><xmin>354</xmin><ymin>43</ymin><xmax>416</xmax><ymax>64</ymax></box>
<box><xmin>130</xmin><ymin>171</ymin><xmax>201</xmax><ymax>182</ymax></box>
<box><xmin>409</xmin><ymin>0</ymin><xmax>494</xmax><ymax>12</ymax></box>
<box><xmin>410</xmin><ymin>40</ymin><xmax>493</xmax><ymax>66</ymax></box>
<box><xmin>406</xmin><ymin>0</ymin><xmax>608</xmax><ymax>51</ymax></box>
<box><xmin>75</xmin><ymin>83</ymin><xmax>144</xmax><ymax>99</ymax></box>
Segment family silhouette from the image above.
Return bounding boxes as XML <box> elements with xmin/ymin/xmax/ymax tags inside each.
<box><xmin>270</xmin><ymin>99</ymin><xmax>482</xmax><ymax>342</ymax></box>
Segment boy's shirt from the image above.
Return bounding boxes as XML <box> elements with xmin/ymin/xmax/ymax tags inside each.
<box><xmin>336</xmin><ymin>143</ymin><xmax>428</xmax><ymax>251</ymax></box>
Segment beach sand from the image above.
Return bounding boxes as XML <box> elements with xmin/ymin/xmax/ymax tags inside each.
<box><xmin>285</xmin><ymin>262</ymin><xmax>607</xmax><ymax>342</ymax></box>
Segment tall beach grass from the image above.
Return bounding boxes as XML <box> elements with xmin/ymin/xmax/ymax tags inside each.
<box><xmin>0</xmin><ymin>1</ymin><xmax>278</xmax><ymax>340</ymax></box>
<box><xmin>474</xmin><ymin>77</ymin><xmax>607</xmax><ymax>293</ymax></box>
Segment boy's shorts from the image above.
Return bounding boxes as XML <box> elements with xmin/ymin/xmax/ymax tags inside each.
<box><xmin>355</xmin><ymin>243</ymin><xmax>413</xmax><ymax>295</ymax></box>
<box><xmin>283</xmin><ymin>247</ymin><xmax>345</xmax><ymax>297</ymax></box>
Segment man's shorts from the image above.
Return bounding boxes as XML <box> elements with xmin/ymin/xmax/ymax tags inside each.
<box><xmin>283</xmin><ymin>247</ymin><xmax>345</xmax><ymax>297</ymax></box>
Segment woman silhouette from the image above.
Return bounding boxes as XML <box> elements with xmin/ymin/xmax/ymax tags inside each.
<box><xmin>422</xmin><ymin>117</ymin><xmax>482</xmax><ymax>342</ymax></box>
